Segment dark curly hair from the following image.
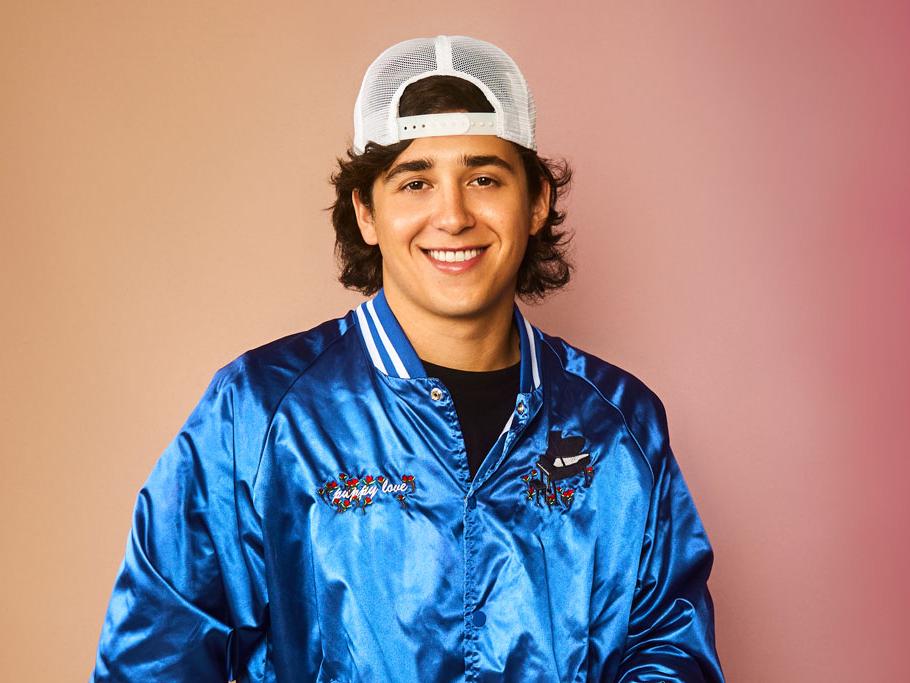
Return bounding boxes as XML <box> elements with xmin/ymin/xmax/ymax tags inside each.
<box><xmin>329</xmin><ymin>75</ymin><xmax>574</xmax><ymax>303</ymax></box>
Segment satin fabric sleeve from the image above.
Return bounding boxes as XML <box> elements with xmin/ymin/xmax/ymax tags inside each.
<box><xmin>614</xmin><ymin>402</ymin><xmax>725</xmax><ymax>682</ymax></box>
<box><xmin>91</xmin><ymin>370</ymin><xmax>255</xmax><ymax>681</ymax></box>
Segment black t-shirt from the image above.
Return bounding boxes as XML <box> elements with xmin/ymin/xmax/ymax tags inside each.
<box><xmin>421</xmin><ymin>358</ymin><xmax>521</xmax><ymax>480</ymax></box>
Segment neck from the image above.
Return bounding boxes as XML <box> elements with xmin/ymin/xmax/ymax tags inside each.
<box><xmin>383</xmin><ymin>287</ymin><xmax>520</xmax><ymax>372</ymax></box>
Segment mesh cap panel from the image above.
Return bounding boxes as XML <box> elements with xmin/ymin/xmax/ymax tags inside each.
<box><xmin>353</xmin><ymin>35</ymin><xmax>536</xmax><ymax>153</ymax></box>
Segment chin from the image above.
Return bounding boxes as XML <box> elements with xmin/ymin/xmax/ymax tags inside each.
<box><xmin>427</xmin><ymin>290</ymin><xmax>502</xmax><ymax>319</ymax></box>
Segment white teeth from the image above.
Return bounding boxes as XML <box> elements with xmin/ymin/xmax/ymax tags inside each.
<box><xmin>427</xmin><ymin>248</ymin><xmax>483</xmax><ymax>263</ymax></box>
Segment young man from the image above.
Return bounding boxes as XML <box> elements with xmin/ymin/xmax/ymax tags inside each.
<box><xmin>93</xmin><ymin>35</ymin><xmax>725</xmax><ymax>682</ymax></box>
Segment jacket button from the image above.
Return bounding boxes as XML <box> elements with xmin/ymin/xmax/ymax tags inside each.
<box><xmin>430</xmin><ymin>387</ymin><xmax>443</xmax><ymax>401</ymax></box>
<box><xmin>516</xmin><ymin>401</ymin><xmax>526</xmax><ymax>414</ymax></box>
<box><xmin>473</xmin><ymin>610</ymin><xmax>486</xmax><ymax>627</ymax></box>
<box><xmin>466</xmin><ymin>495</ymin><xmax>477</xmax><ymax>510</ymax></box>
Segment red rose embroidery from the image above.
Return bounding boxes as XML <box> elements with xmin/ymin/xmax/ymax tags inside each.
<box><xmin>318</xmin><ymin>470</ymin><xmax>416</xmax><ymax>515</ymax></box>
<box><xmin>521</xmin><ymin>460</ymin><xmax>587</xmax><ymax>509</ymax></box>
<box><xmin>583</xmin><ymin>465</ymin><xmax>595</xmax><ymax>487</ymax></box>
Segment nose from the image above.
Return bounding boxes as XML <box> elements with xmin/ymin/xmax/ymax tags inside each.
<box><xmin>430</xmin><ymin>182</ymin><xmax>474</xmax><ymax>234</ymax></box>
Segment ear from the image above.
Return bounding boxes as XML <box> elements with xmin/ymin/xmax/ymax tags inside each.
<box><xmin>352</xmin><ymin>189</ymin><xmax>378</xmax><ymax>246</ymax></box>
<box><xmin>529</xmin><ymin>180</ymin><xmax>550</xmax><ymax>237</ymax></box>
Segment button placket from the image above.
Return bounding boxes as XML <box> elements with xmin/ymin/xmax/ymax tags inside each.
<box><xmin>463</xmin><ymin>488</ymin><xmax>481</xmax><ymax>676</ymax></box>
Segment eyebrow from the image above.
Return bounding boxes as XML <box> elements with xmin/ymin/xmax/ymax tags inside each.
<box><xmin>384</xmin><ymin>158</ymin><xmax>433</xmax><ymax>183</ymax></box>
<box><xmin>383</xmin><ymin>153</ymin><xmax>515</xmax><ymax>183</ymax></box>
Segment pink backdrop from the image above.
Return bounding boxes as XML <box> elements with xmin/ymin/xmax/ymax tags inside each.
<box><xmin>2</xmin><ymin>2</ymin><xmax>908</xmax><ymax>680</ymax></box>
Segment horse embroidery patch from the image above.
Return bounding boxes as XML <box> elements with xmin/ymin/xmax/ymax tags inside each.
<box><xmin>316</xmin><ymin>472</ymin><xmax>417</xmax><ymax>514</ymax></box>
<box><xmin>521</xmin><ymin>430</ymin><xmax>594</xmax><ymax>509</ymax></box>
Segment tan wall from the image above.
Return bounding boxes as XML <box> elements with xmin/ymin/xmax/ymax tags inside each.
<box><xmin>2</xmin><ymin>2</ymin><xmax>909</xmax><ymax>680</ymax></box>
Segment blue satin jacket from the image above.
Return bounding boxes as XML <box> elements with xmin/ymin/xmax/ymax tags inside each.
<box><xmin>92</xmin><ymin>289</ymin><xmax>724</xmax><ymax>682</ymax></box>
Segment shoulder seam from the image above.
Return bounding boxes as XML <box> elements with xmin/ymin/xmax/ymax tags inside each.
<box><xmin>248</xmin><ymin>318</ymin><xmax>357</xmax><ymax>497</ymax></box>
<box><xmin>538</xmin><ymin>333</ymin><xmax>656</xmax><ymax>486</ymax></box>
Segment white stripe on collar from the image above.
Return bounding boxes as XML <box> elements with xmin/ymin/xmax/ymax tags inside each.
<box><xmin>366</xmin><ymin>298</ymin><xmax>410</xmax><ymax>379</ymax></box>
<box><xmin>354</xmin><ymin>304</ymin><xmax>388</xmax><ymax>375</ymax></box>
<box><xmin>523</xmin><ymin>317</ymin><xmax>540</xmax><ymax>389</ymax></box>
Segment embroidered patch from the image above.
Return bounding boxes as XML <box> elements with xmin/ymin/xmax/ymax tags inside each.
<box><xmin>521</xmin><ymin>430</ymin><xmax>594</xmax><ymax>509</ymax></box>
<box><xmin>316</xmin><ymin>471</ymin><xmax>418</xmax><ymax>514</ymax></box>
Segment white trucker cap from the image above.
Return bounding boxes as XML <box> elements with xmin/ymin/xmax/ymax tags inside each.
<box><xmin>352</xmin><ymin>35</ymin><xmax>536</xmax><ymax>154</ymax></box>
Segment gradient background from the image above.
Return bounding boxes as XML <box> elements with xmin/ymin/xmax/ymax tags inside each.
<box><xmin>2</xmin><ymin>2</ymin><xmax>908</xmax><ymax>681</ymax></box>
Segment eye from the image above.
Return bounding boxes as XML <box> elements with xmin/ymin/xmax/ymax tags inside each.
<box><xmin>402</xmin><ymin>180</ymin><xmax>427</xmax><ymax>192</ymax></box>
<box><xmin>471</xmin><ymin>176</ymin><xmax>500</xmax><ymax>187</ymax></box>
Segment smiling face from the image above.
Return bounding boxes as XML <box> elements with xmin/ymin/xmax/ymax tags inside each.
<box><xmin>352</xmin><ymin>134</ymin><xmax>549</xmax><ymax>328</ymax></box>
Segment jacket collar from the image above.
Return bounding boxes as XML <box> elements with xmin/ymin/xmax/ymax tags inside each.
<box><xmin>354</xmin><ymin>287</ymin><xmax>542</xmax><ymax>394</ymax></box>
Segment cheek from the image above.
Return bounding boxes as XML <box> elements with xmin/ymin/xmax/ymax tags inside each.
<box><xmin>383</xmin><ymin>216</ymin><xmax>423</xmax><ymax>246</ymax></box>
<box><xmin>372</xmin><ymin>212</ymin><xmax>425</xmax><ymax>254</ymax></box>
<box><xmin>475</xmin><ymin>191</ymin><xmax>531</xmax><ymax>227</ymax></box>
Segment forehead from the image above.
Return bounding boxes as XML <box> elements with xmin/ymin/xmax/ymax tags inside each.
<box><xmin>389</xmin><ymin>134</ymin><xmax>523</xmax><ymax>168</ymax></box>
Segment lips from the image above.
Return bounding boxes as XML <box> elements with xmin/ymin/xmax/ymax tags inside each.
<box><xmin>424</xmin><ymin>247</ymin><xmax>485</xmax><ymax>263</ymax></box>
<box><xmin>421</xmin><ymin>246</ymin><xmax>488</xmax><ymax>273</ymax></box>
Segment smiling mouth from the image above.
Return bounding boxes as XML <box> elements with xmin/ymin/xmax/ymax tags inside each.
<box><xmin>421</xmin><ymin>246</ymin><xmax>488</xmax><ymax>263</ymax></box>
<box><xmin>420</xmin><ymin>246</ymin><xmax>489</xmax><ymax>274</ymax></box>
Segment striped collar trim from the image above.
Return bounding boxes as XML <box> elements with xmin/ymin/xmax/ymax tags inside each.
<box><xmin>354</xmin><ymin>288</ymin><xmax>542</xmax><ymax>393</ymax></box>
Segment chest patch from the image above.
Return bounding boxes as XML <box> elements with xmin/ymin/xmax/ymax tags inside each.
<box><xmin>520</xmin><ymin>430</ymin><xmax>595</xmax><ymax>509</ymax></box>
<box><xmin>316</xmin><ymin>472</ymin><xmax>417</xmax><ymax>514</ymax></box>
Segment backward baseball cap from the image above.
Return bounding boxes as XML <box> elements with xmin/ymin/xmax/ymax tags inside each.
<box><xmin>352</xmin><ymin>35</ymin><xmax>536</xmax><ymax>154</ymax></box>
